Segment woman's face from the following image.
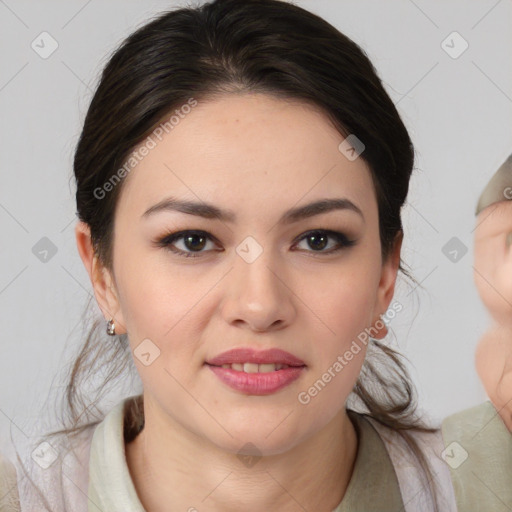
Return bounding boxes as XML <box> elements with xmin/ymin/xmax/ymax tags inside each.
<box><xmin>93</xmin><ymin>93</ymin><xmax>400</xmax><ymax>454</ymax></box>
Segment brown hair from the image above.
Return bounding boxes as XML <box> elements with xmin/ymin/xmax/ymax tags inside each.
<box><xmin>19</xmin><ymin>0</ymin><xmax>441</xmax><ymax>509</ymax></box>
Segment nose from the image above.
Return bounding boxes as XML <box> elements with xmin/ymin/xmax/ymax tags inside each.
<box><xmin>220</xmin><ymin>244</ymin><xmax>296</xmax><ymax>333</ymax></box>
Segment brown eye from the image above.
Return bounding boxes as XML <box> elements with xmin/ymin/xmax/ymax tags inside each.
<box><xmin>294</xmin><ymin>230</ymin><xmax>356</xmax><ymax>254</ymax></box>
<box><xmin>305</xmin><ymin>231</ymin><xmax>329</xmax><ymax>251</ymax></box>
<box><xmin>181</xmin><ymin>233</ymin><xmax>207</xmax><ymax>251</ymax></box>
<box><xmin>157</xmin><ymin>230</ymin><xmax>218</xmax><ymax>258</ymax></box>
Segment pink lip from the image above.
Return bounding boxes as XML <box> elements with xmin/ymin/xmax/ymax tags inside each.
<box><xmin>206</xmin><ymin>347</ymin><xmax>305</xmax><ymax>367</ymax></box>
<box><xmin>205</xmin><ymin>348</ymin><xmax>306</xmax><ymax>395</ymax></box>
<box><xmin>207</xmin><ymin>366</ymin><xmax>305</xmax><ymax>395</ymax></box>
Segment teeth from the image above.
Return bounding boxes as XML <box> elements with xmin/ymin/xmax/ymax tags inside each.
<box><xmin>258</xmin><ymin>363</ymin><xmax>277</xmax><ymax>373</ymax></box>
<box><xmin>244</xmin><ymin>362</ymin><xmax>259</xmax><ymax>373</ymax></box>
<box><xmin>219</xmin><ymin>363</ymin><xmax>290</xmax><ymax>372</ymax></box>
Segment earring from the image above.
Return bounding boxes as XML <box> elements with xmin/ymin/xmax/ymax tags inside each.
<box><xmin>106</xmin><ymin>318</ymin><xmax>116</xmax><ymax>336</ymax></box>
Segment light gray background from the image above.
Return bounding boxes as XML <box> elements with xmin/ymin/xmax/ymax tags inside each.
<box><xmin>1</xmin><ymin>0</ymin><xmax>511</xmax><ymax>444</ymax></box>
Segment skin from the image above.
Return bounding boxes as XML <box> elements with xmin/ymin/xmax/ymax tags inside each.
<box><xmin>75</xmin><ymin>93</ymin><xmax>401</xmax><ymax>512</ymax></box>
<box><xmin>474</xmin><ymin>201</ymin><xmax>512</xmax><ymax>431</ymax></box>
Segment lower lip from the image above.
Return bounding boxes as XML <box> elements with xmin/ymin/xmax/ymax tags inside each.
<box><xmin>206</xmin><ymin>364</ymin><xmax>305</xmax><ymax>395</ymax></box>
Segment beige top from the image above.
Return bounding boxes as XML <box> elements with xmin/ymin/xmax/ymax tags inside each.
<box><xmin>332</xmin><ymin>410</ymin><xmax>404</xmax><ymax>511</ymax></box>
<box><xmin>87</xmin><ymin>403</ymin><xmax>406</xmax><ymax>512</ymax></box>
<box><xmin>1</xmin><ymin>396</ymin><xmax>457</xmax><ymax>511</ymax></box>
<box><xmin>442</xmin><ymin>400</ymin><xmax>512</xmax><ymax>511</ymax></box>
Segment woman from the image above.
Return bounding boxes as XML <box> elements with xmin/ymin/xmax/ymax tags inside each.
<box><xmin>1</xmin><ymin>0</ymin><xmax>456</xmax><ymax>510</ymax></box>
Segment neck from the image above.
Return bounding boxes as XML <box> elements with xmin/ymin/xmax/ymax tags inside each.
<box><xmin>125</xmin><ymin>399</ymin><xmax>358</xmax><ymax>512</ymax></box>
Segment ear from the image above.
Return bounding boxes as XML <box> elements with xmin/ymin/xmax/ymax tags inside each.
<box><xmin>75</xmin><ymin>221</ymin><xmax>126</xmax><ymax>334</ymax></box>
<box><xmin>370</xmin><ymin>231</ymin><xmax>403</xmax><ymax>339</ymax></box>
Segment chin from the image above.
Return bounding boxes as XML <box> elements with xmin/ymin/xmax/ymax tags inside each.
<box><xmin>206</xmin><ymin>421</ymin><xmax>306</xmax><ymax>457</ymax></box>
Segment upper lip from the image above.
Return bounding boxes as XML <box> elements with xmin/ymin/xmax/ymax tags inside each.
<box><xmin>206</xmin><ymin>348</ymin><xmax>306</xmax><ymax>367</ymax></box>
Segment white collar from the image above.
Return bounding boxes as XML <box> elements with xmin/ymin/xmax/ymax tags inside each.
<box><xmin>88</xmin><ymin>398</ymin><xmax>145</xmax><ymax>512</ymax></box>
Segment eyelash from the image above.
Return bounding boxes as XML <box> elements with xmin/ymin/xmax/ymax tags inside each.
<box><xmin>155</xmin><ymin>229</ymin><xmax>356</xmax><ymax>258</ymax></box>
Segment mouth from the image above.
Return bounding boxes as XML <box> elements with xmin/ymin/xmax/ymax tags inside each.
<box><xmin>206</xmin><ymin>362</ymin><xmax>299</xmax><ymax>373</ymax></box>
<box><xmin>205</xmin><ymin>347</ymin><xmax>306</xmax><ymax>395</ymax></box>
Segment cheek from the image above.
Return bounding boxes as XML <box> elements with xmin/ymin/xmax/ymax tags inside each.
<box><xmin>295</xmin><ymin>261</ymin><xmax>378</xmax><ymax>401</ymax></box>
<box><xmin>297</xmin><ymin>342</ymin><xmax>367</xmax><ymax>429</ymax></box>
<box><xmin>115</xmin><ymin>245</ymin><xmax>207</xmax><ymax>335</ymax></box>
<box><xmin>307</xmin><ymin>260</ymin><xmax>380</xmax><ymax>349</ymax></box>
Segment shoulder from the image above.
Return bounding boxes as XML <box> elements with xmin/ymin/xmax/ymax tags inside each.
<box><xmin>442</xmin><ymin>399</ymin><xmax>510</xmax><ymax>440</ymax></box>
<box><xmin>362</xmin><ymin>416</ymin><xmax>457</xmax><ymax>512</ymax></box>
<box><xmin>441</xmin><ymin>401</ymin><xmax>512</xmax><ymax>511</ymax></box>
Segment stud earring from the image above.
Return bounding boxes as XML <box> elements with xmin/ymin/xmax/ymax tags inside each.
<box><xmin>106</xmin><ymin>318</ymin><xmax>116</xmax><ymax>336</ymax></box>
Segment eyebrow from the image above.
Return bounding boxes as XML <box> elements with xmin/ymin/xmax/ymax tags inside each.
<box><xmin>142</xmin><ymin>196</ymin><xmax>364</xmax><ymax>224</ymax></box>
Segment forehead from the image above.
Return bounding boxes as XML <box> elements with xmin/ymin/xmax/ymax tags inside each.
<box><xmin>117</xmin><ymin>93</ymin><xmax>375</xmax><ymax>218</ymax></box>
